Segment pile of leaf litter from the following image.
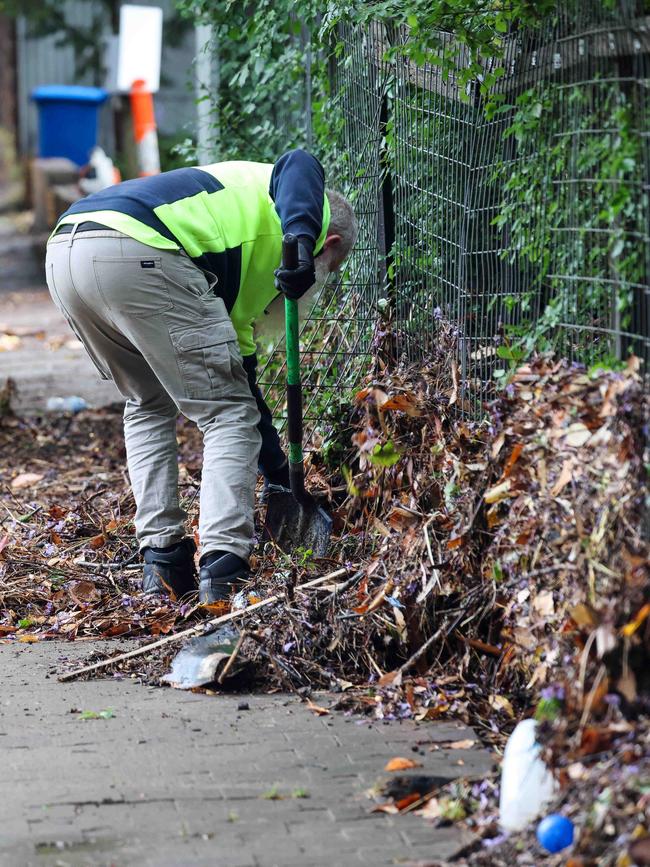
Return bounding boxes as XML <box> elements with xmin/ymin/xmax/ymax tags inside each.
<box><xmin>248</xmin><ymin>344</ymin><xmax>649</xmax><ymax>863</ymax></box>
<box><xmin>1</xmin><ymin>327</ymin><xmax>649</xmax><ymax>863</ymax></box>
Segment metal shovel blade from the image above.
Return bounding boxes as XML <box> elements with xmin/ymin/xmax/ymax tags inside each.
<box><xmin>162</xmin><ymin>624</ymin><xmax>245</xmax><ymax>690</ymax></box>
<box><xmin>264</xmin><ymin>489</ymin><xmax>332</xmax><ymax>557</ymax></box>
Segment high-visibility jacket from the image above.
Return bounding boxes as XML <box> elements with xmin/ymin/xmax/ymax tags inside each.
<box><xmin>54</xmin><ymin>149</ymin><xmax>331</xmax><ymax>356</ymax></box>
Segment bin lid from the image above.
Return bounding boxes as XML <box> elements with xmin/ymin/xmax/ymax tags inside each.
<box><xmin>31</xmin><ymin>85</ymin><xmax>108</xmax><ymax>104</ymax></box>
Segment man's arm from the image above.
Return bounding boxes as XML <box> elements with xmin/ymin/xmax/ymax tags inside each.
<box><xmin>241</xmin><ymin>353</ymin><xmax>290</xmax><ymax>487</ymax></box>
<box><xmin>270</xmin><ymin>150</ymin><xmax>326</xmax><ymax>300</ymax></box>
<box><xmin>269</xmin><ymin>149</ymin><xmax>326</xmax><ymax>243</ymax></box>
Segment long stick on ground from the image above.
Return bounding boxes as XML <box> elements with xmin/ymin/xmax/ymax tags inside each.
<box><xmin>59</xmin><ymin>567</ymin><xmax>350</xmax><ymax>682</ymax></box>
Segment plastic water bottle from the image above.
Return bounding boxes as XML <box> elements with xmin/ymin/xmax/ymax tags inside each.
<box><xmin>46</xmin><ymin>396</ymin><xmax>88</xmax><ymax>413</ymax></box>
<box><xmin>499</xmin><ymin>719</ymin><xmax>558</xmax><ymax>832</ymax></box>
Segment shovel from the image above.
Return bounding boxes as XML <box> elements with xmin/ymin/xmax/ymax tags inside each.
<box><xmin>264</xmin><ymin>233</ymin><xmax>333</xmax><ymax>557</ymax></box>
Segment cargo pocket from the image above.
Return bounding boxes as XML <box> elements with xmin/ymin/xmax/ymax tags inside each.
<box><xmin>170</xmin><ymin>320</ymin><xmax>241</xmax><ymax>399</ymax></box>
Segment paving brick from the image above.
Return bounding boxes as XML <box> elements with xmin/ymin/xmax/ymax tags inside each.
<box><xmin>0</xmin><ymin>642</ymin><xmax>492</xmax><ymax>867</ymax></box>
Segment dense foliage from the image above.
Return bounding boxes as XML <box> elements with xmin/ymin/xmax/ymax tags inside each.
<box><xmin>175</xmin><ymin>0</ymin><xmax>647</xmax><ymax>379</ymax></box>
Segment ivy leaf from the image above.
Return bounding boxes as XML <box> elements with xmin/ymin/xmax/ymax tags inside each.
<box><xmin>610</xmin><ymin>238</ymin><xmax>625</xmax><ymax>259</ymax></box>
<box><xmin>368</xmin><ymin>441</ymin><xmax>401</xmax><ymax>467</ymax></box>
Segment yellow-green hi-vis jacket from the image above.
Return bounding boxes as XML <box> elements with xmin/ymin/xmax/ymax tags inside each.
<box><xmin>54</xmin><ymin>149</ymin><xmax>331</xmax><ymax>356</ymax></box>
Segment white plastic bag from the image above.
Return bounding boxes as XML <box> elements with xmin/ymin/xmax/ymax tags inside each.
<box><xmin>499</xmin><ymin>719</ymin><xmax>558</xmax><ymax>832</ymax></box>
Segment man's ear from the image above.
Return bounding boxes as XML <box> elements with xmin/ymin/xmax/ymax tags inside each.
<box><xmin>324</xmin><ymin>233</ymin><xmax>342</xmax><ymax>251</ymax></box>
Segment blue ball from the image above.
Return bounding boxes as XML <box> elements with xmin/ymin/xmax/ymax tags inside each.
<box><xmin>536</xmin><ymin>814</ymin><xmax>574</xmax><ymax>853</ymax></box>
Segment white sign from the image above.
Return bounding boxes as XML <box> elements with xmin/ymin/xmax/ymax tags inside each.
<box><xmin>117</xmin><ymin>5</ymin><xmax>163</xmax><ymax>94</ymax></box>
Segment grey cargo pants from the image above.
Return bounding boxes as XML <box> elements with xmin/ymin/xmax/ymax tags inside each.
<box><xmin>45</xmin><ymin>228</ymin><xmax>261</xmax><ymax>561</ymax></box>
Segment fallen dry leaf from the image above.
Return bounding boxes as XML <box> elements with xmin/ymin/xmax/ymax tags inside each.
<box><xmin>564</xmin><ymin>422</ymin><xmax>591</xmax><ymax>447</ymax></box>
<box><xmin>306</xmin><ymin>700</ymin><xmax>330</xmax><ymax>716</ymax></box>
<box><xmin>384</xmin><ymin>756</ymin><xmax>421</xmax><ymax>771</ymax></box>
<box><xmin>448</xmin><ymin>739</ymin><xmax>476</xmax><ymax>750</ymax></box>
<box><xmin>394</xmin><ymin>793</ymin><xmax>423</xmax><ymax>811</ymax></box>
<box><xmin>621</xmin><ymin>603</ymin><xmax>650</xmax><ymax>637</ymax></box>
<box><xmin>371</xmin><ymin>802</ymin><xmax>399</xmax><ymax>814</ymax></box>
<box><xmin>202</xmin><ymin>601</ymin><xmax>230</xmax><ymax>616</ymax></box>
<box><xmin>415</xmin><ymin>796</ymin><xmax>441</xmax><ymax>819</ymax></box>
<box><xmin>533</xmin><ymin>590</ymin><xmax>555</xmax><ymax>617</ymax></box>
<box><xmin>11</xmin><ymin>472</ymin><xmax>44</xmax><ymax>490</ymax></box>
<box><xmin>551</xmin><ymin>458</ymin><xmax>574</xmax><ymax>496</ymax></box>
<box><xmin>488</xmin><ymin>694</ymin><xmax>515</xmax><ymax>717</ymax></box>
<box><xmin>502</xmin><ymin>442</ymin><xmax>524</xmax><ymax>478</ymax></box>
<box><xmin>377</xmin><ymin>669</ymin><xmax>402</xmax><ymax>687</ymax></box>
<box><xmin>484</xmin><ymin>479</ymin><xmax>512</xmax><ymax>504</ymax></box>
<box><xmin>69</xmin><ymin>580</ymin><xmax>101</xmax><ymax>606</ymax></box>
<box><xmin>570</xmin><ymin>603</ymin><xmax>598</xmax><ymax>628</ymax></box>
<box><xmin>379</xmin><ymin>392</ymin><xmax>422</xmax><ymax>416</ymax></box>
<box><xmin>0</xmin><ymin>334</ymin><xmax>22</xmax><ymax>351</ymax></box>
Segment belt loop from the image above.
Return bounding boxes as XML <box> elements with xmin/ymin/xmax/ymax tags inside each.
<box><xmin>67</xmin><ymin>222</ymin><xmax>80</xmax><ymax>248</ymax></box>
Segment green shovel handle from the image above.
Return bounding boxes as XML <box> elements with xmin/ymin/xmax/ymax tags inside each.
<box><xmin>282</xmin><ymin>234</ymin><xmax>306</xmax><ymax>501</ymax></box>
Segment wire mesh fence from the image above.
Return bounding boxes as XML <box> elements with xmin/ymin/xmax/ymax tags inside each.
<box><xmin>258</xmin><ymin>22</ymin><xmax>387</xmax><ymax>446</ymax></box>
<box><xmin>261</xmin><ymin>0</ymin><xmax>650</xmax><ymax>437</ymax></box>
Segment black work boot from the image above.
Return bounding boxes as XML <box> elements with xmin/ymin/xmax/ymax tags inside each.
<box><xmin>142</xmin><ymin>538</ymin><xmax>197</xmax><ymax>600</ymax></box>
<box><xmin>198</xmin><ymin>550</ymin><xmax>250</xmax><ymax>604</ymax></box>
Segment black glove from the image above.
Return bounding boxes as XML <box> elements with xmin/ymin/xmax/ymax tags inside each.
<box><xmin>274</xmin><ymin>236</ymin><xmax>315</xmax><ymax>300</ymax></box>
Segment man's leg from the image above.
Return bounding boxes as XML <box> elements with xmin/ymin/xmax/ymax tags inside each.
<box><xmin>123</xmin><ymin>392</ymin><xmax>185</xmax><ymax>549</ymax></box>
<box><xmin>46</xmin><ymin>232</ymin><xmax>195</xmax><ymax>597</ymax></box>
<box><xmin>123</xmin><ymin>391</ymin><xmax>199</xmax><ymax>598</ymax></box>
<box><xmin>48</xmin><ymin>231</ymin><xmax>260</xmax><ymax>600</ymax></box>
<box><xmin>76</xmin><ymin>235</ymin><xmax>261</xmax><ymax>601</ymax></box>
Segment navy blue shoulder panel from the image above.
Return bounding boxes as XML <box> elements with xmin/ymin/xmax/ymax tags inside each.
<box><xmin>60</xmin><ymin>168</ymin><xmax>225</xmax><ymax>244</ymax></box>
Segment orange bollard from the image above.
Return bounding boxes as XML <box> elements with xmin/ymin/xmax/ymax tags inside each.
<box><xmin>129</xmin><ymin>79</ymin><xmax>160</xmax><ymax>176</ymax></box>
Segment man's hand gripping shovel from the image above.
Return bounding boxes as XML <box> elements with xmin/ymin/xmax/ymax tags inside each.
<box><xmin>264</xmin><ymin>234</ymin><xmax>333</xmax><ymax>557</ymax></box>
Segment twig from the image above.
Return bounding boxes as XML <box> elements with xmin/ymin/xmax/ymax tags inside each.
<box><xmin>75</xmin><ymin>561</ymin><xmax>141</xmax><ymax>572</ymax></box>
<box><xmin>395</xmin><ymin>620</ymin><xmax>449</xmax><ymax>677</ymax></box>
<box><xmin>325</xmin><ymin>569</ymin><xmax>365</xmax><ymax>598</ymax></box>
<box><xmin>217</xmin><ymin>630</ymin><xmax>247</xmax><ymax>684</ymax></box>
<box><xmin>503</xmin><ymin>563</ymin><xmax>579</xmax><ymax>587</ymax></box>
<box><xmin>578</xmin><ymin>663</ymin><xmax>607</xmax><ymax>732</ymax></box>
<box><xmin>577</xmin><ymin>629</ymin><xmax>597</xmax><ymax>706</ymax></box>
<box><xmin>423</xmin><ymin>518</ymin><xmax>435</xmax><ymax>567</ymax></box>
<box><xmin>59</xmin><ymin>566</ymin><xmax>351</xmax><ymax>682</ymax></box>
<box><xmin>395</xmin><ymin>605</ymin><xmax>469</xmax><ymax>678</ymax></box>
<box><xmin>267</xmin><ymin>651</ymin><xmax>304</xmax><ymax>696</ymax></box>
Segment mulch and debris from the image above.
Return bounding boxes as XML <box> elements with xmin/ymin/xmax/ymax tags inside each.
<box><xmin>0</xmin><ymin>325</ymin><xmax>648</xmax><ymax>865</ymax></box>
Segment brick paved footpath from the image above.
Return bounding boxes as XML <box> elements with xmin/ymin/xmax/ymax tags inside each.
<box><xmin>0</xmin><ymin>642</ymin><xmax>493</xmax><ymax>867</ymax></box>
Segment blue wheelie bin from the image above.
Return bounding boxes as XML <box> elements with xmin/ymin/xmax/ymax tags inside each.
<box><xmin>31</xmin><ymin>85</ymin><xmax>109</xmax><ymax>166</ymax></box>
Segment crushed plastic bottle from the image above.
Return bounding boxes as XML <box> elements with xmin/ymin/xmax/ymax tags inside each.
<box><xmin>46</xmin><ymin>396</ymin><xmax>89</xmax><ymax>413</ymax></box>
<box><xmin>499</xmin><ymin>719</ymin><xmax>558</xmax><ymax>832</ymax></box>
